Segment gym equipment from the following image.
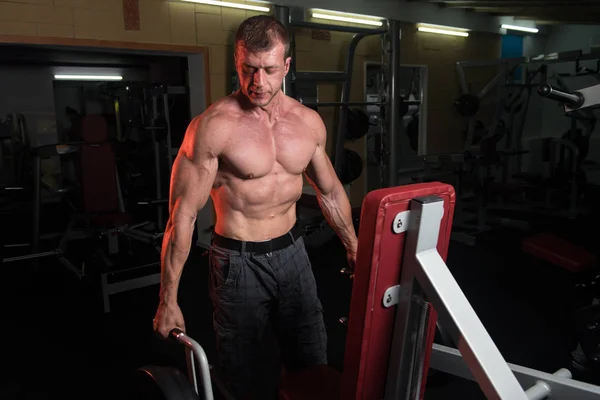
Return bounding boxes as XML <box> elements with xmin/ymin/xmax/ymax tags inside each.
<box><xmin>572</xmin><ymin>304</ymin><xmax>600</xmax><ymax>382</ymax></box>
<box><xmin>0</xmin><ymin>113</ymin><xmax>72</xmax><ymax>259</ymax></box>
<box><xmin>0</xmin><ymin>113</ymin><xmax>30</xmax><ymax>189</ymax></box>
<box><xmin>345</xmin><ymin>109</ymin><xmax>371</xmax><ymax>141</ymax></box>
<box><xmin>65</xmin><ymin>114</ymin><xmax>164</xmax><ymax>313</ymax></box>
<box><xmin>454</xmin><ymin>93</ymin><xmax>480</xmax><ymax>117</ymax></box>
<box><xmin>100</xmin><ymin>82</ymin><xmax>186</xmax><ymax>231</ymax></box>
<box><xmin>532</xmin><ymin>80</ymin><xmax>600</xmax><ymax>216</ymax></box>
<box><xmin>405</xmin><ymin>117</ymin><xmax>419</xmax><ymax>153</ymax></box>
<box><xmin>538</xmin><ymin>82</ymin><xmax>600</xmax><ymax>112</ymax></box>
<box><xmin>521</xmin><ymin>232</ymin><xmax>596</xmax><ymax>274</ymax></box>
<box><xmin>1</xmin><ymin>140</ymin><xmax>83</xmax><ymax>271</ymax></box>
<box><xmin>363</xmin><ymin>61</ymin><xmax>428</xmax><ymax>192</ymax></box>
<box><xmin>136</xmin><ymin>328</ymin><xmax>237</xmax><ymax>400</ymax></box>
<box><xmin>278</xmin><ymin>182</ymin><xmax>600</xmax><ymax>399</ymax></box>
<box><xmin>281</xmin><ymin>182</ymin><xmax>454</xmax><ymax>399</ymax></box>
<box><xmin>448</xmin><ymin>51</ymin><xmax>600</xmax><ymax>245</ymax></box>
<box><xmin>338</xmin><ymin>148</ymin><xmax>363</xmax><ymax>185</ymax></box>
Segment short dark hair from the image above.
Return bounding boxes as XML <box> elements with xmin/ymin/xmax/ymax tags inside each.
<box><xmin>234</xmin><ymin>15</ymin><xmax>290</xmax><ymax>58</ymax></box>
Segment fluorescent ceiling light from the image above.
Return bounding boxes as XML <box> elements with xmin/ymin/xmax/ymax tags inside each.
<box><xmin>54</xmin><ymin>75</ymin><xmax>123</xmax><ymax>81</ymax></box>
<box><xmin>501</xmin><ymin>24</ymin><xmax>539</xmax><ymax>33</ymax></box>
<box><xmin>181</xmin><ymin>0</ymin><xmax>270</xmax><ymax>12</ymax></box>
<box><xmin>311</xmin><ymin>8</ymin><xmax>383</xmax><ymax>21</ymax></box>
<box><xmin>311</xmin><ymin>12</ymin><xmax>383</xmax><ymax>27</ymax></box>
<box><xmin>418</xmin><ymin>27</ymin><xmax>469</xmax><ymax>37</ymax></box>
<box><xmin>418</xmin><ymin>23</ymin><xmax>469</xmax><ymax>32</ymax></box>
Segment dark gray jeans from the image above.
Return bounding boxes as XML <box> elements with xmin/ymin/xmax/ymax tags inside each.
<box><xmin>208</xmin><ymin>231</ymin><xmax>328</xmax><ymax>399</ymax></box>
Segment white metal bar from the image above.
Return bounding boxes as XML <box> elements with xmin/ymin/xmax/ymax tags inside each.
<box><xmin>431</xmin><ymin>344</ymin><xmax>600</xmax><ymax>400</ymax></box>
<box><xmin>456</xmin><ymin>63</ymin><xmax>469</xmax><ymax>94</ymax></box>
<box><xmin>415</xmin><ymin>225</ymin><xmax>529</xmax><ymax>397</ymax></box>
<box><xmin>185</xmin><ymin>348</ymin><xmax>199</xmax><ymax>394</ymax></box>
<box><xmin>565</xmin><ymin>84</ymin><xmax>600</xmax><ymax>112</ymax></box>
<box><xmin>172</xmin><ymin>331</ymin><xmax>214</xmax><ymax>400</ymax></box>
<box><xmin>525</xmin><ymin>368</ymin><xmax>571</xmax><ymax>400</ymax></box>
<box><xmin>386</xmin><ymin>196</ymin><xmax>529</xmax><ymax>400</ymax></box>
<box><xmin>418</xmin><ymin>66</ymin><xmax>428</xmax><ymax>157</ymax></box>
<box><xmin>384</xmin><ymin>198</ymin><xmax>433</xmax><ymax>399</ymax></box>
<box><xmin>477</xmin><ymin>72</ymin><xmax>501</xmax><ymax>99</ymax></box>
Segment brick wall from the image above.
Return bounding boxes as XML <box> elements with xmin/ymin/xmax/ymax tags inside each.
<box><xmin>0</xmin><ymin>0</ymin><xmax>500</xmax><ymax>204</ymax></box>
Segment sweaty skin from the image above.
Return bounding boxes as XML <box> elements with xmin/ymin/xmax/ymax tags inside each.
<box><xmin>153</xmin><ymin>40</ymin><xmax>358</xmax><ymax>339</ymax></box>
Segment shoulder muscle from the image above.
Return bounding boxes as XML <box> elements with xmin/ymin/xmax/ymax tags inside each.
<box><xmin>299</xmin><ymin>106</ymin><xmax>327</xmax><ymax>146</ymax></box>
<box><xmin>180</xmin><ymin>109</ymin><xmax>233</xmax><ymax>163</ymax></box>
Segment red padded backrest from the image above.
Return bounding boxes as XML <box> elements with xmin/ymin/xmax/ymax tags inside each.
<box><xmin>341</xmin><ymin>182</ymin><xmax>456</xmax><ymax>400</ymax></box>
<box><xmin>79</xmin><ymin>115</ymin><xmax>119</xmax><ymax>213</ymax></box>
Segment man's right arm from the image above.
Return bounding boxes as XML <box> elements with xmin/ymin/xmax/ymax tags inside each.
<box><xmin>158</xmin><ymin>113</ymin><xmax>226</xmax><ymax>309</ymax></box>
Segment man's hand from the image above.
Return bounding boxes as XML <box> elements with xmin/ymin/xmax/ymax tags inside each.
<box><xmin>153</xmin><ymin>301</ymin><xmax>186</xmax><ymax>339</ymax></box>
<box><xmin>346</xmin><ymin>240</ymin><xmax>357</xmax><ymax>279</ymax></box>
<box><xmin>346</xmin><ymin>241</ymin><xmax>357</xmax><ymax>270</ymax></box>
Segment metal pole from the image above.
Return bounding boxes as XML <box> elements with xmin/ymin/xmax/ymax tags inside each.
<box><xmin>32</xmin><ymin>152</ymin><xmax>41</xmax><ymax>255</ymax></box>
<box><xmin>333</xmin><ymin>33</ymin><xmax>372</xmax><ymax>174</ymax></box>
<box><xmin>151</xmin><ymin>95</ymin><xmax>163</xmax><ymax>230</ymax></box>
<box><xmin>303</xmin><ymin>100</ymin><xmax>419</xmax><ymax>107</ymax></box>
<box><xmin>163</xmin><ymin>93</ymin><xmax>174</xmax><ymax>172</ymax></box>
<box><xmin>274</xmin><ymin>5</ymin><xmax>292</xmax><ymax>96</ymax></box>
<box><xmin>387</xmin><ymin>20</ymin><xmax>401</xmax><ymax>187</ymax></box>
<box><xmin>171</xmin><ymin>330</ymin><xmax>215</xmax><ymax>400</ymax></box>
<box><xmin>294</xmin><ymin>71</ymin><xmax>346</xmax><ymax>82</ymax></box>
<box><xmin>301</xmin><ymin>101</ymin><xmax>386</xmax><ymax>107</ymax></box>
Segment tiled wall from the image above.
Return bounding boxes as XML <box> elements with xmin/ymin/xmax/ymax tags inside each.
<box><xmin>0</xmin><ymin>0</ymin><xmax>501</xmax><ymax>204</ymax></box>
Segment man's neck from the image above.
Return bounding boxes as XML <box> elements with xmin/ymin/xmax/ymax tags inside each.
<box><xmin>239</xmin><ymin>90</ymin><xmax>285</xmax><ymax>122</ymax></box>
<box><xmin>259</xmin><ymin>91</ymin><xmax>284</xmax><ymax>122</ymax></box>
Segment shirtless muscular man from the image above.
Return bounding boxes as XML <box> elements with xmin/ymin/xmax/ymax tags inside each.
<box><xmin>153</xmin><ymin>15</ymin><xmax>358</xmax><ymax>399</ymax></box>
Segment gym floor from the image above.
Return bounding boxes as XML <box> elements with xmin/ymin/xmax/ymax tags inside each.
<box><xmin>1</xmin><ymin>198</ymin><xmax>599</xmax><ymax>400</ymax></box>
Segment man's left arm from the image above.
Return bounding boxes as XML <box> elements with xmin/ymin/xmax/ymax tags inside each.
<box><xmin>304</xmin><ymin>112</ymin><xmax>358</xmax><ymax>264</ymax></box>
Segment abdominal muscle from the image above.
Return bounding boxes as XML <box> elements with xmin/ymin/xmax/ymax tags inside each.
<box><xmin>211</xmin><ymin>170</ymin><xmax>305</xmax><ymax>242</ymax></box>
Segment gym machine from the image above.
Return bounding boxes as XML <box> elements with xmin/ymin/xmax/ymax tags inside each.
<box><xmin>450</xmin><ymin>55</ymin><xmax>546</xmax><ymax>245</ymax></box>
<box><xmin>101</xmin><ymin>82</ymin><xmax>186</xmax><ymax>232</ymax></box>
<box><xmin>281</xmin><ymin>181</ymin><xmax>600</xmax><ymax>399</ymax></box>
<box><xmin>363</xmin><ymin>62</ymin><xmax>429</xmax><ymax>193</ymax></box>
<box><xmin>1</xmin><ymin>128</ymin><xmax>84</xmax><ymax>273</ymax></box>
<box><xmin>538</xmin><ymin>82</ymin><xmax>600</xmax><ymax>113</ymax></box>
<box><xmin>137</xmin><ymin>182</ymin><xmax>600</xmax><ymax>399</ymax></box>
<box><xmin>134</xmin><ymin>328</ymin><xmax>229</xmax><ymax>400</ymax></box>
<box><xmin>449</xmin><ymin>50</ymin><xmax>600</xmax><ymax>245</ymax></box>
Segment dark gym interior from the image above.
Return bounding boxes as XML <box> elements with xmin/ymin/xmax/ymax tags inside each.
<box><xmin>2</xmin><ymin>1</ymin><xmax>600</xmax><ymax>399</ymax></box>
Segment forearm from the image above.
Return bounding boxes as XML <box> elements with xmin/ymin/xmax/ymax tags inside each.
<box><xmin>159</xmin><ymin>214</ymin><xmax>196</xmax><ymax>304</ymax></box>
<box><xmin>316</xmin><ymin>182</ymin><xmax>357</xmax><ymax>250</ymax></box>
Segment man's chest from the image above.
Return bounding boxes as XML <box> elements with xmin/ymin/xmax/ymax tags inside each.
<box><xmin>221</xmin><ymin>119</ymin><xmax>316</xmax><ymax>178</ymax></box>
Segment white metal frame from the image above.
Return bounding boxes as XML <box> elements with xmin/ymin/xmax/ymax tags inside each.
<box><xmin>383</xmin><ymin>195</ymin><xmax>600</xmax><ymax>399</ymax></box>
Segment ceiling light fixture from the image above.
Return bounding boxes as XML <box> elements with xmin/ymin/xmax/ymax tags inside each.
<box><xmin>418</xmin><ymin>26</ymin><xmax>469</xmax><ymax>37</ymax></box>
<box><xmin>54</xmin><ymin>75</ymin><xmax>123</xmax><ymax>81</ymax></box>
<box><xmin>181</xmin><ymin>0</ymin><xmax>270</xmax><ymax>12</ymax></box>
<box><xmin>501</xmin><ymin>24</ymin><xmax>539</xmax><ymax>34</ymax></box>
<box><xmin>310</xmin><ymin>10</ymin><xmax>383</xmax><ymax>27</ymax></box>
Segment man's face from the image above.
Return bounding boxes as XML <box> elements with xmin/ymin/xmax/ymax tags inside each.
<box><xmin>235</xmin><ymin>40</ymin><xmax>291</xmax><ymax>107</ymax></box>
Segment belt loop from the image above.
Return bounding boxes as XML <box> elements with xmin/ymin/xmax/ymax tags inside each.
<box><xmin>240</xmin><ymin>241</ymin><xmax>246</xmax><ymax>256</ymax></box>
<box><xmin>288</xmin><ymin>231</ymin><xmax>295</xmax><ymax>243</ymax></box>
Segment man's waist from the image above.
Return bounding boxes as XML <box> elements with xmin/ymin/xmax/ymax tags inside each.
<box><xmin>211</xmin><ymin>223</ymin><xmax>302</xmax><ymax>255</ymax></box>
